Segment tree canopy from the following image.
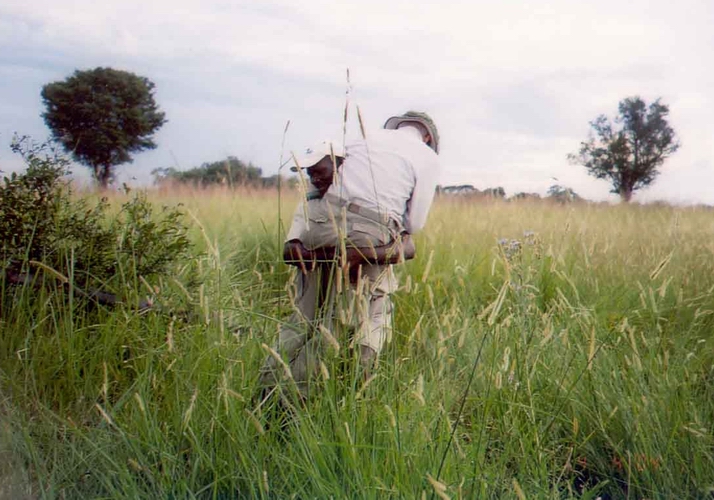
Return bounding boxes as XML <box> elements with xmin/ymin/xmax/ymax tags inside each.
<box><xmin>568</xmin><ymin>96</ymin><xmax>679</xmax><ymax>202</ymax></box>
<box><xmin>41</xmin><ymin>67</ymin><xmax>166</xmax><ymax>189</ymax></box>
<box><xmin>547</xmin><ymin>184</ymin><xmax>582</xmax><ymax>204</ymax></box>
<box><xmin>152</xmin><ymin>157</ymin><xmax>295</xmax><ymax>189</ymax></box>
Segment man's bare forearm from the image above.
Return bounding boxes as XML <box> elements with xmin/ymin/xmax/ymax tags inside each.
<box><xmin>344</xmin><ymin>233</ymin><xmax>415</xmax><ymax>267</ymax></box>
<box><xmin>283</xmin><ymin>233</ymin><xmax>415</xmax><ymax>271</ymax></box>
<box><xmin>283</xmin><ymin>240</ymin><xmax>337</xmax><ymax>273</ymax></box>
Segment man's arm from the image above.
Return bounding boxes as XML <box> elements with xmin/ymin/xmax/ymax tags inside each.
<box><xmin>343</xmin><ymin>233</ymin><xmax>415</xmax><ymax>268</ymax></box>
<box><xmin>283</xmin><ymin>234</ymin><xmax>415</xmax><ymax>272</ymax></box>
<box><xmin>283</xmin><ymin>198</ymin><xmax>337</xmax><ymax>272</ymax></box>
<box><xmin>404</xmin><ymin>152</ymin><xmax>442</xmax><ymax>234</ymax></box>
<box><xmin>283</xmin><ymin>239</ymin><xmax>336</xmax><ymax>273</ymax></box>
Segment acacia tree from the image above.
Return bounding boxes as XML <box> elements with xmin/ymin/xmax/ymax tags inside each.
<box><xmin>568</xmin><ymin>97</ymin><xmax>679</xmax><ymax>202</ymax></box>
<box><xmin>41</xmin><ymin>67</ymin><xmax>166</xmax><ymax>189</ymax></box>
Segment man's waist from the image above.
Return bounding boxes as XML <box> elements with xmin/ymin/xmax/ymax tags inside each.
<box><xmin>324</xmin><ymin>193</ymin><xmax>400</xmax><ymax>227</ymax></box>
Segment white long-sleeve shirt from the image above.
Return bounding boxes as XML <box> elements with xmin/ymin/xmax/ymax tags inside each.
<box><xmin>327</xmin><ymin>128</ymin><xmax>441</xmax><ymax>234</ymax></box>
<box><xmin>286</xmin><ymin>128</ymin><xmax>442</xmax><ymax>240</ymax></box>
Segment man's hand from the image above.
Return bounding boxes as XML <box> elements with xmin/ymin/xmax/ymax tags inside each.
<box><xmin>283</xmin><ymin>239</ymin><xmax>338</xmax><ymax>273</ymax></box>
<box><xmin>283</xmin><ymin>239</ymin><xmax>314</xmax><ymax>274</ymax></box>
<box><xmin>343</xmin><ymin>232</ymin><xmax>416</xmax><ymax>268</ymax></box>
<box><xmin>284</xmin><ymin>233</ymin><xmax>415</xmax><ymax>276</ymax></box>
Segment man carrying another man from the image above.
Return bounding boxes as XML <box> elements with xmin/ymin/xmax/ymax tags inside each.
<box><xmin>260</xmin><ymin>111</ymin><xmax>442</xmax><ymax>398</ymax></box>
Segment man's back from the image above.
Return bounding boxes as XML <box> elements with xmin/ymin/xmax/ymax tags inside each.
<box><xmin>327</xmin><ymin>128</ymin><xmax>441</xmax><ymax>234</ymax></box>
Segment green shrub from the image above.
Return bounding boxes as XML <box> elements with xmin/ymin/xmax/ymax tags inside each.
<box><xmin>1</xmin><ymin>136</ymin><xmax>192</xmax><ymax>303</ymax></box>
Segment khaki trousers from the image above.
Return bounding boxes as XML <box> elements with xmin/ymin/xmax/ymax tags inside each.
<box><xmin>259</xmin><ymin>262</ymin><xmax>395</xmax><ymax>397</ymax></box>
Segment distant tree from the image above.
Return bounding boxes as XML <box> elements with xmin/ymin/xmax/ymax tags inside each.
<box><xmin>547</xmin><ymin>184</ymin><xmax>581</xmax><ymax>204</ymax></box>
<box><xmin>511</xmin><ymin>192</ymin><xmax>541</xmax><ymax>201</ymax></box>
<box><xmin>152</xmin><ymin>157</ymin><xmax>297</xmax><ymax>189</ymax></box>
<box><xmin>41</xmin><ymin>67</ymin><xmax>166</xmax><ymax>189</ymax></box>
<box><xmin>568</xmin><ymin>96</ymin><xmax>679</xmax><ymax>202</ymax></box>
<box><xmin>438</xmin><ymin>184</ymin><xmax>479</xmax><ymax>196</ymax></box>
<box><xmin>482</xmin><ymin>186</ymin><xmax>506</xmax><ymax>199</ymax></box>
<box><xmin>261</xmin><ymin>174</ymin><xmax>298</xmax><ymax>189</ymax></box>
<box><xmin>153</xmin><ymin>157</ymin><xmax>261</xmax><ymax>187</ymax></box>
<box><xmin>151</xmin><ymin>167</ymin><xmax>178</xmax><ymax>184</ymax></box>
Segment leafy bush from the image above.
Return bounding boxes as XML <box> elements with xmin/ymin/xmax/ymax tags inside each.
<box><xmin>1</xmin><ymin>137</ymin><xmax>68</xmax><ymax>264</ymax></box>
<box><xmin>1</xmin><ymin>136</ymin><xmax>192</xmax><ymax>302</ymax></box>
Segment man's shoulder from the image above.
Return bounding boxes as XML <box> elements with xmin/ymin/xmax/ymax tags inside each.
<box><xmin>345</xmin><ymin>129</ymin><xmax>393</xmax><ymax>148</ymax></box>
<box><xmin>365</xmin><ymin>128</ymin><xmax>415</xmax><ymax>146</ymax></box>
<box><xmin>347</xmin><ymin>129</ymin><xmax>437</xmax><ymax>158</ymax></box>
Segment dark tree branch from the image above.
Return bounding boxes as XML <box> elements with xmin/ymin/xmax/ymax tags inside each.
<box><xmin>3</xmin><ymin>262</ymin><xmax>152</xmax><ymax>312</ymax></box>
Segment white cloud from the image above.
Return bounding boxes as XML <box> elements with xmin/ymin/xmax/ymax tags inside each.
<box><xmin>1</xmin><ymin>0</ymin><xmax>713</xmax><ymax>204</ymax></box>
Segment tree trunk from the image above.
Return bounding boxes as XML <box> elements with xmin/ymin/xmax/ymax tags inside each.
<box><xmin>619</xmin><ymin>187</ymin><xmax>633</xmax><ymax>203</ymax></box>
<box><xmin>93</xmin><ymin>164</ymin><xmax>112</xmax><ymax>189</ymax></box>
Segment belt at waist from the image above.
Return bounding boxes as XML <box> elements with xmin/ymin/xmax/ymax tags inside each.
<box><xmin>324</xmin><ymin>193</ymin><xmax>396</xmax><ymax>227</ymax></box>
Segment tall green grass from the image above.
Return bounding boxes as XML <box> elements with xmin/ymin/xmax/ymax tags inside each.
<box><xmin>2</xmin><ymin>189</ymin><xmax>713</xmax><ymax>498</ymax></box>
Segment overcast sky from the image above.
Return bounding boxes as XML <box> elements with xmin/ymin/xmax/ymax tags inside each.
<box><xmin>1</xmin><ymin>0</ymin><xmax>712</xmax><ymax>203</ymax></box>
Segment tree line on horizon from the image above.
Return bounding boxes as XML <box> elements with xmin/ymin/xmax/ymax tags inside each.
<box><xmin>150</xmin><ymin>158</ymin><xmax>296</xmax><ymax>189</ymax></box>
<box><xmin>34</xmin><ymin>66</ymin><xmax>680</xmax><ymax>201</ymax></box>
<box><xmin>437</xmin><ymin>184</ymin><xmax>583</xmax><ymax>204</ymax></box>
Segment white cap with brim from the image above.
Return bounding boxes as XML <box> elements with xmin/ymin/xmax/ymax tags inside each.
<box><xmin>290</xmin><ymin>140</ymin><xmax>345</xmax><ymax>172</ymax></box>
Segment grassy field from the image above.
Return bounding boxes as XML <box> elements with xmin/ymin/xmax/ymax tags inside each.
<box><xmin>2</xmin><ymin>187</ymin><xmax>714</xmax><ymax>499</ymax></box>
